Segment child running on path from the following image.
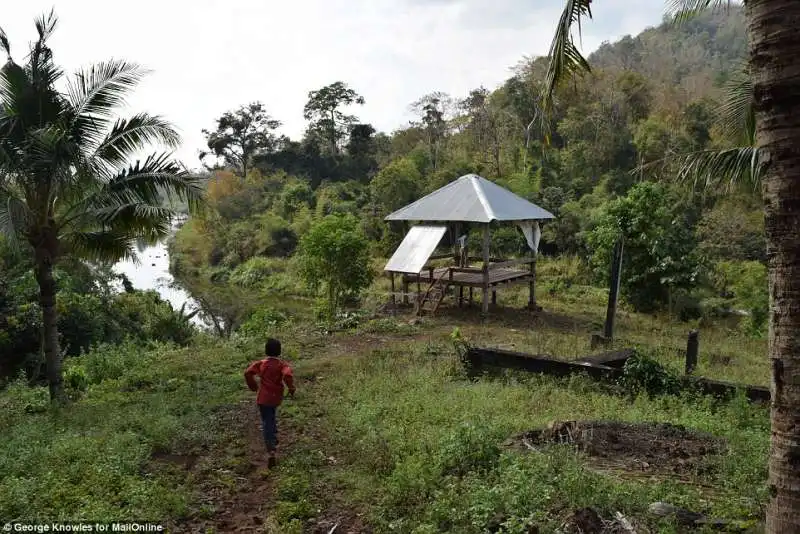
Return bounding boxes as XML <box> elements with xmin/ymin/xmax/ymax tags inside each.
<box><xmin>244</xmin><ymin>338</ymin><xmax>296</xmax><ymax>468</ymax></box>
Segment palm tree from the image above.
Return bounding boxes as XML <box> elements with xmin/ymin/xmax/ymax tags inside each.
<box><xmin>0</xmin><ymin>12</ymin><xmax>203</xmax><ymax>402</ymax></box>
<box><xmin>674</xmin><ymin>65</ymin><xmax>761</xmax><ymax>192</ymax></box>
<box><xmin>634</xmin><ymin>65</ymin><xmax>761</xmax><ymax>192</ymax></box>
<box><xmin>543</xmin><ymin>1</ymin><xmax>800</xmax><ymax>531</ymax></box>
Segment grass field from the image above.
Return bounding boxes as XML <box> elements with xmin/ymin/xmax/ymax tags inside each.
<box><xmin>0</xmin><ymin>268</ymin><xmax>770</xmax><ymax>533</ymax></box>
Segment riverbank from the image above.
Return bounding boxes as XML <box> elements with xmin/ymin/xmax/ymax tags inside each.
<box><xmin>112</xmin><ymin>216</ymin><xmax>204</xmax><ymax>326</ymax></box>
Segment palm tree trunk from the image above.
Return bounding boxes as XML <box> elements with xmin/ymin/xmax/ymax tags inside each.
<box><xmin>34</xmin><ymin>252</ymin><xmax>64</xmax><ymax>403</ymax></box>
<box><xmin>747</xmin><ymin>1</ymin><xmax>800</xmax><ymax>531</ymax></box>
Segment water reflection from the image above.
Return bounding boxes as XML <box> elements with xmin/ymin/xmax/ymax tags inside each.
<box><xmin>112</xmin><ymin>220</ymin><xmax>204</xmax><ymax>326</ymax></box>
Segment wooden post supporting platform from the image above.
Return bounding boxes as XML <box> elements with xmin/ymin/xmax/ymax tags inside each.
<box><xmin>390</xmin><ymin>272</ymin><xmax>396</xmax><ymax>314</ymax></box>
<box><xmin>604</xmin><ymin>238</ymin><xmax>624</xmax><ymax>340</ymax></box>
<box><xmin>403</xmin><ymin>280</ymin><xmax>409</xmax><ymax>305</ymax></box>
<box><xmin>491</xmin><ymin>291</ymin><xmax>497</xmax><ymax>306</ymax></box>
<box><xmin>481</xmin><ymin>224</ymin><xmax>490</xmax><ymax>315</ymax></box>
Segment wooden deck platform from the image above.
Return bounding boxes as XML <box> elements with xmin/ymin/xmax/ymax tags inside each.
<box><xmin>402</xmin><ymin>267</ymin><xmax>532</xmax><ymax>288</ymax></box>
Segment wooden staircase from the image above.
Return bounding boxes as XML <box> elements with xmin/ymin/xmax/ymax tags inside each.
<box><xmin>414</xmin><ymin>268</ymin><xmax>451</xmax><ymax>316</ymax></box>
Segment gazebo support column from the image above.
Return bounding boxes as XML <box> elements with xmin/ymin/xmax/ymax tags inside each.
<box><xmin>390</xmin><ymin>272</ymin><xmax>396</xmax><ymax>314</ymax></box>
<box><xmin>481</xmin><ymin>223</ymin><xmax>490</xmax><ymax>315</ymax></box>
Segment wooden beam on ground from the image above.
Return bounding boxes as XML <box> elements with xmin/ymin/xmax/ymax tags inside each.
<box><xmin>466</xmin><ymin>347</ymin><xmax>770</xmax><ymax>403</ymax></box>
<box><xmin>466</xmin><ymin>348</ymin><xmax>623</xmax><ymax>380</ymax></box>
<box><xmin>573</xmin><ymin>349</ymin><xmax>635</xmax><ymax>369</ymax></box>
<box><xmin>685</xmin><ymin>377</ymin><xmax>770</xmax><ymax>403</ymax></box>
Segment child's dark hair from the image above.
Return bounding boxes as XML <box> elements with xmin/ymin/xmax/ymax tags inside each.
<box><xmin>265</xmin><ymin>338</ymin><xmax>282</xmax><ymax>357</ymax></box>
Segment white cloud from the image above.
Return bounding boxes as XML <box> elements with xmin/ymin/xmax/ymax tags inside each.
<box><xmin>2</xmin><ymin>0</ymin><xmax>667</xmax><ymax>170</ymax></box>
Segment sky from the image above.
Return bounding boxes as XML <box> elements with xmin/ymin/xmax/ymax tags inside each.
<box><xmin>2</xmin><ymin>0</ymin><xmax>670</xmax><ymax>170</ymax></box>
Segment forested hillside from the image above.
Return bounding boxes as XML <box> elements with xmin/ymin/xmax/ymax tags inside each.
<box><xmin>171</xmin><ymin>5</ymin><xmax>763</xmax><ymax>332</ymax></box>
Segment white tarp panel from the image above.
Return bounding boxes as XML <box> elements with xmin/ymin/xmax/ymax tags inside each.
<box><xmin>384</xmin><ymin>225</ymin><xmax>448</xmax><ymax>274</ymax></box>
<box><xmin>517</xmin><ymin>221</ymin><xmax>541</xmax><ymax>256</ymax></box>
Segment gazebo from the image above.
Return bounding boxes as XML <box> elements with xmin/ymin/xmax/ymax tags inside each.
<box><xmin>383</xmin><ymin>174</ymin><xmax>555</xmax><ymax>315</ymax></box>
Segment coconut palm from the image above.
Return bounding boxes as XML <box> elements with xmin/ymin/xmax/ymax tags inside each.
<box><xmin>543</xmin><ymin>1</ymin><xmax>800</xmax><ymax>531</ymax></box>
<box><xmin>0</xmin><ymin>12</ymin><xmax>203</xmax><ymax>402</ymax></box>
<box><xmin>674</xmin><ymin>65</ymin><xmax>761</xmax><ymax>192</ymax></box>
<box><xmin>635</xmin><ymin>65</ymin><xmax>760</xmax><ymax>192</ymax></box>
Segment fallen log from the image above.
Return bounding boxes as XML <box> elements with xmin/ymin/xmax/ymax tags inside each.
<box><xmin>684</xmin><ymin>376</ymin><xmax>770</xmax><ymax>403</ymax></box>
<box><xmin>465</xmin><ymin>347</ymin><xmax>622</xmax><ymax>380</ymax></box>
<box><xmin>466</xmin><ymin>347</ymin><xmax>771</xmax><ymax>403</ymax></box>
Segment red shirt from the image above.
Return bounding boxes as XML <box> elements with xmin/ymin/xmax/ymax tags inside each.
<box><xmin>244</xmin><ymin>358</ymin><xmax>295</xmax><ymax>406</ymax></box>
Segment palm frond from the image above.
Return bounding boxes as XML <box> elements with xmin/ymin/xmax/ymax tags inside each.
<box><xmin>58</xmin><ymin>153</ymin><xmax>203</xmax><ymax>233</ymax></box>
<box><xmin>667</xmin><ymin>0</ymin><xmax>734</xmax><ymax>23</ymax></box>
<box><xmin>104</xmin><ymin>153</ymin><xmax>204</xmax><ymax>211</ymax></box>
<box><xmin>717</xmin><ymin>65</ymin><xmax>755</xmax><ymax>145</ymax></box>
<box><xmin>67</xmin><ymin>60</ymin><xmax>149</xmax><ymax>120</ymax></box>
<box><xmin>542</xmin><ymin>0</ymin><xmax>593</xmax><ymax>142</ymax></box>
<box><xmin>0</xmin><ymin>184</ymin><xmax>32</xmax><ymax>248</ymax></box>
<box><xmin>63</xmin><ymin>229</ymin><xmax>136</xmax><ymax>263</ymax></box>
<box><xmin>94</xmin><ymin>203</ymin><xmax>173</xmax><ymax>243</ymax></box>
<box><xmin>33</xmin><ymin>10</ymin><xmax>58</xmax><ymax>44</ymax></box>
<box><xmin>27</xmin><ymin>11</ymin><xmax>61</xmax><ymax>91</ymax></box>
<box><xmin>94</xmin><ymin>114</ymin><xmax>181</xmax><ymax>167</ymax></box>
<box><xmin>675</xmin><ymin>146</ymin><xmax>762</xmax><ymax>193</ymax></box>
<box><xmin>0</xmin><ymin>26</ymin><xmax>10</xmax><ymax>57</ymax></box>
<box><xmin>544</xmin><ymin>0</ymin><xmax>593</xmax><ymax>99</ymax></box>
<box><xmin>0</xmin><ymin>60</ymin><xmax>32</xmax><ymax>122</ymax></box>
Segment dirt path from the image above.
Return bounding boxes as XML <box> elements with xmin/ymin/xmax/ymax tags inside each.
<box><xmin>172</xmin><ymin>386</ymin><xmax>370</xmax><ymax>532</ymax></box>
<box><xmin>170</xmin><ymin>327</ymin><xmax>443</xmax><ymax>533</ymax></box>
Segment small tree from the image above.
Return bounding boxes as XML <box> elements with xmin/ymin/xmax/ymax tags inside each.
<box><xmin>586</xmin><ymin>182</ymin><xmax>700</xmax><ymax>313</ymax></box>
<box><xmin>297</xmin><ymin>214</ymin><xmax>373</xmax><ymax>319</ymax></box>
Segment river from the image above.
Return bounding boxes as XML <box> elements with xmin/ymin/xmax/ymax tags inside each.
<box><xmin>111</xmin><ymin>218</ymin><xmax>204</xmax><ymax>326</ymax></box>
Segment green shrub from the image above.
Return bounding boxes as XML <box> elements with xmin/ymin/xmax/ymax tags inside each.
<box><xmin>229</xmin><ymin>257</ymin><xmax>285</xmax><ymax>288</ymax></box>
<box><xmin>712</xmin><ymin>261</ymin><xmax>768</xmax><ymax>337</ymax></box>
<box><xmin>238</xmin><ymin>307</ymin><xmax>289</xmax><ymax>339</ymax></box>
<box><xmin>619</xmin><ymin>352</ymin><xmax>681</xmax><ymax>397</ymax></box>
<box><xmin>63</xmin><ymin>365</ymin><xmax>89</xmax><ymax>394</ymax></box>
<box><xmin>297</xmin><ymin>214</ymin><xmax>373</xmax><ymax>319</ymax></box>
<box><xmin>435</xmin><ymin>423</ymin><xmax>501</xmax><ymax>476</ymax></box>
<box><xmin>0</xmin><ymin>375</ymin><xmax>48</xmax><ymax>429</ymax></box>
<box><xmin>585</xmin><ymin>182</ymin><xmax>701</xmax><ymax>312</ymax></box>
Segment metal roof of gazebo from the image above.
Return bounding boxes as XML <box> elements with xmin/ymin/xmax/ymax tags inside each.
<box><xmin>384</xmin><ymin>174</ymin><xmax>555</xmax><ymax>223</ymax></box>
<box><xmin>383</xmin><ymin>174</ymin><xmax>555</xmax><ymax>315</ymax></box>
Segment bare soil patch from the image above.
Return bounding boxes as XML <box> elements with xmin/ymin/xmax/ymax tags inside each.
<box><xmin>512</xmin><ymin>420</ymin><xmax>726</xmax><ymax>476</ymax></box>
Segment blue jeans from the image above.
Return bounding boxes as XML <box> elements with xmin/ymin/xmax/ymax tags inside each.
<box><xmin>258</xmin><ymin>404</ymin><xmax>278</xmax><ymax>452</ymax></box>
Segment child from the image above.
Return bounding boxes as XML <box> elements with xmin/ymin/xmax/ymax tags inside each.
<box><xmin>244</xmin><ymin>338</ymin><xmax>296</xmax><ymax>467</ymax></box>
